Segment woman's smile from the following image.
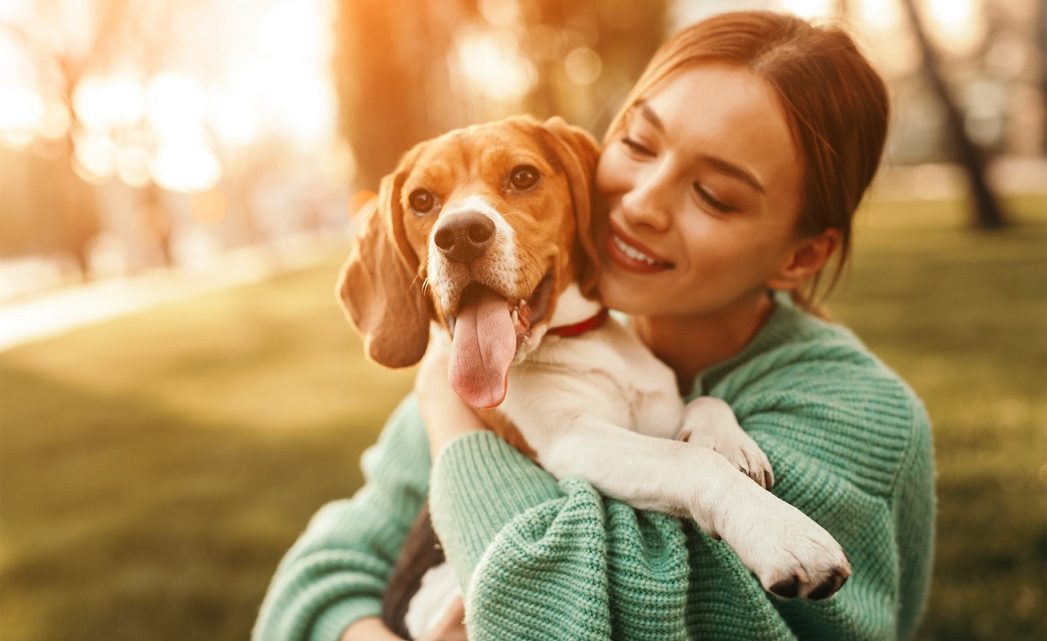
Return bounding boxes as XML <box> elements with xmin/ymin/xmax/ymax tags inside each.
<box><xmin>604</xmin><ymin>220</ymin><xmax>675</xmax><ymax>273</ymax></box>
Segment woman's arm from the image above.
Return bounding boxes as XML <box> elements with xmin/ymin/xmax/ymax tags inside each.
<box><xmin>423</xmin><ymin>354</ymin><xmax>933</xmax><ymax>640</ymax></box>
<box><xmin>415</xmin><ymin>348</ymin><xmax>692</xmax><ymax>638</ymax></box>
<box><xmin>413</xmin><ymin>342</ymin><xmax>485</xmax><ymax>460</ymax></box>
<box><xmin>252</xmin><ymin>397</ymin><xmax>432</xmax><ymax>641</ymax></box>
<box><xmin>341</xmin><ymin>605</ymin><xmax>467</xmax><ymax>641</ymax></box>
<box><xmin>340</xmin><ymin>617</ymin><xmax>404</xmax><ymax>641</ymax></box>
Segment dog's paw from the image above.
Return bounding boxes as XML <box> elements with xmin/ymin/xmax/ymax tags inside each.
<box><xmin>679</xmin><ymin>397</ymin><xmax>774</xmax><ymax>489</ymax></box>
<box><xmin>682</xmin><ymin>428</ymin><xmax>775</xmax><ymax>490</ymax></box>
<box><xmin>717</xmin><ymin>488</ymin><xmax>851</xmax><ymax>600</ymax></box>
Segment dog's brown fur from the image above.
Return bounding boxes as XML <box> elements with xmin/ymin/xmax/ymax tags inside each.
<box><xmin>338</xmin><ymin>116</ymin><xmax>600</xmax><ymax>453</ymax></box>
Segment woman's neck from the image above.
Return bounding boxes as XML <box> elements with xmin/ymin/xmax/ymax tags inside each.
<box><xmin>630</xmin><ymin>291</ymin><xmax>776</xmax><ymax>394</ymax></box>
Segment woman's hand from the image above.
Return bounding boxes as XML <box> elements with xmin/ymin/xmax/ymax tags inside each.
<box><xmin>337</xmin><ymin>598</ymin><xmax>467</xmax><ymax>641</ymax></box>
<box><xmin>416</xmin><ymin>597</ymin><xmax>468</xmax><ymax>641</ymax></box>
<box><xmin>339</xmin><ymin>617</ymin><xmax>406</xmax><ymax>641</ymax></box>
<box><xmin>414</xmin><ymin>342</ymin><xmax>485</xmax><ymax>460</ymax></box>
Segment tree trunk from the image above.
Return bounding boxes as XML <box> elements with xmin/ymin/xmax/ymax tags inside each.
<box><xmin>334</xmin><ymin>0</ymin><xmax>473</xmax><ymax>189</ymax></box>
<box><xmin>332</xmin><ymin>0</ymin><xmax>667</xmax><ymax>188</ymax></box>
<box><xmin>900</xmin><ymin>0</ymin><xmax>1008</xmax><ymax>229</ymax></box>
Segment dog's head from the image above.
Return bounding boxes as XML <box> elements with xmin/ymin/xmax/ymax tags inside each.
<box><xmin>337</xmin><ymin>116</ymin><xmax>601</xmax><ymax>408</ymax></box>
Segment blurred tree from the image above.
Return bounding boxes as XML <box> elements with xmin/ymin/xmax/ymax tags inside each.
<box><xmin>899</xmin><ymin>0</ymin><xmax>1008</xmax><ymax>229</ymax></box>
<box><xmin>334</xmin><ymin>0</ymin><xmax>477</xmax><ymax>189</ymax></box>
<box><xmin>0</xmin><ymin>0</ymin><xmax>223</xmax><ymax>276</ymax></box>
<box><xmin>512</xmin><ymin>0</ymin><xmax>666</xmax><ymax>132</ymax></box>
<box><xmin>334</xmin><ymin>0</ymin><xmax>667</xmax><ymax>189</ymax></box>
<box><xmin>0</xmin><ymin>147</ymin><xmax>97</xmax><ymax>279</ymax></box>
<box><xmin>0</xmin><ymin>0</ymin><xmax>126</xmax><ymax>276</ymax></box>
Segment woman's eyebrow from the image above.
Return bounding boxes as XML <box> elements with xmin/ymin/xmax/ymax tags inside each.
<box><xmin>697</xmin><ymin>154</ymin><xmax>766</xmax><ymax>194</ymax></box>
<box><xmin>635</xmin><ymin>100</ymin><xmax>765</xmax><ymax>194</ymax></box>
<box><xmin>634</xmin><ymin>100</ymin><xmax>665</xmax><ymax>132</ymax></box>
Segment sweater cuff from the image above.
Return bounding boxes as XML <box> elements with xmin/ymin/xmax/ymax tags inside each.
<box><xmin>308</xmin><ymin>597</ymin><xmax>382</xmax><ymax>641</ymax></box>
<box><xmin>429</xmin><ymin>432</ymin><xmax>562</xmax><ymax>591</ymax></box>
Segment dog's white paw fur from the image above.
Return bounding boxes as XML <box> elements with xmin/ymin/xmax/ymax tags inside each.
<box><xmin>682</xmin><ymin>463</ymin><xmax>851</xmax><ymax>600</ymax></box>
<box><xmin>720</xmin><ymin>482</ymin><xmax>851</xmax><ymax>599</ymax></box>
<box><xmin>678</xmin><ymin>397</ymin><xmax>775</xmax><ymax>489</ymax></box>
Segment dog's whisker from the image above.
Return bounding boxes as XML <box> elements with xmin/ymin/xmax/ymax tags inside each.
<box><xmin>411</xmin><ymin>269</ymin><xmax>431</xmax><ymax>295</ymax></box>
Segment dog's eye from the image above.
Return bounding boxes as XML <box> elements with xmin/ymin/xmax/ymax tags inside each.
<box><xmin>408</xmin><ymin>188</ymin><xmax>435</xmax><ymax>213</ymax></box>
<box><xmin>509</xmin><ymin>165</ymin><xmax>540</xmax><ymax>190</ymax></box>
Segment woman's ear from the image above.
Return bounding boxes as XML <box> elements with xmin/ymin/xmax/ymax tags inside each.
<box><xmin>766</xmin><ymin>228</ymin><xmax>841</xmax><ymax>291</ymax></box>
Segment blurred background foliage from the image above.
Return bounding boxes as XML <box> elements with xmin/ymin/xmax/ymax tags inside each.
<box><xmin>0</xmin><ymin>0</ymin><xmax>1045</xmax><ymax>640</ymax></box>
<box><xmin>0</xmin><ymin>0</ymin><xmax>1043</xmax><ymax>291</ymax></box>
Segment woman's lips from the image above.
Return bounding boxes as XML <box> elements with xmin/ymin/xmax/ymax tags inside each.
<box><xmin>604</xmin><ymin>223</ymin><xmax>674</xmax><ymax>274</ymax></box>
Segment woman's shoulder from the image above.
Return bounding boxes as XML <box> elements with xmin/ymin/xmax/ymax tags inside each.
<box><xmin>703</xmin><ymin>295</ymin><xmax>932</xmax><ymax>498</ymax></box>
<box><xmin>704</xmin><ymin>293</ymin><xmax>919</xmax><ymax>403</ymax></box>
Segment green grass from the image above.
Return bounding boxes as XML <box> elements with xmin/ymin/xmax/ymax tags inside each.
<box><xmin>2</xmin><ymin>195</ymin><xmax>1045</xmax><ymax>641</ymax></box>
<box><xmin>829</xmin><ymin>194</ymin><xmax>1047</xmax><ymax>641</ymax></box>
<box><xmin>0</xmin><ymin>268</ymin><xmax>417</xmax><ymax>640</ymax></box>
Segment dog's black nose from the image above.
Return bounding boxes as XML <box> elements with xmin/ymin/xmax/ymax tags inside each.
<box><xmin>434</xmin><ymin>212</ymin><xmax>496</xmax><ymax>264</ymax></box>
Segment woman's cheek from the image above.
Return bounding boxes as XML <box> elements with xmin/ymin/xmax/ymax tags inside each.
<box><xmin>595</xmin><ymin>149</ymin><xmax>633</xmax><ymax>195</ymax></box>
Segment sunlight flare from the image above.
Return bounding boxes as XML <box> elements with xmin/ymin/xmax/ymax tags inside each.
<box><xmin>779</xmin><ymin>0</ymin><xmax>834</xmax><ymax>19</ymax></box>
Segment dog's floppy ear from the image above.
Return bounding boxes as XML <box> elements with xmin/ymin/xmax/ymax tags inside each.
<box><xmin>336</xmin><ymin>153</ymin><xmax>431</xmax><ymax>368</ymax></box>
<box><xmin>543</xmin><ymin>116</ymin><xmax>602</xmax><ymax>298</ymax></box>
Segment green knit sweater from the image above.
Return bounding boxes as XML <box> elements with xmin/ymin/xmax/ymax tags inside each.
<box><xmin>253</xmin><ymin>297</ymin><xmax>935</xmax><ymax>641</ymax></box>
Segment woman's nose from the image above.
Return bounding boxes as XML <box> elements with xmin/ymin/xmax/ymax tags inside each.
<box><xmin>620</xmin><ymin>165</ymin><xmax>673</xmax><ymax>232</ymax></box>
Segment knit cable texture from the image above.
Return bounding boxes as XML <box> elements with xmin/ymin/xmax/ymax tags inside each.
<box><xmin>253</xmin><ymin>297</ymin><xmax>935</xmax><ymax>641</ymax></box>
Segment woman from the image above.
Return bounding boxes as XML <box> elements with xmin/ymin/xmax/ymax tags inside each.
<box><xmin>254</xmin><ymin>11</ymin><xmax>934</xmax><ymax>641</ymax></box>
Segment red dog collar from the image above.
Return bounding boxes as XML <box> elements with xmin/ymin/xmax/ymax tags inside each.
<box><xmin>546</xmin><ymin>308</ymin><xmax>610</xmax><ymax>338</ymax></box>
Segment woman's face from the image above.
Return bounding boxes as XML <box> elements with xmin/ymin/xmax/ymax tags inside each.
<box><xmin>595</xmin><ymin>64</ymin><xmax>806</xmax><ymax>317</ymax></box>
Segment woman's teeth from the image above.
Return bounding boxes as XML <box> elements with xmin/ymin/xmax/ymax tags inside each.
<box><xmin>613</xmin><ymin>234</ymin><xmax>664</xmax><ymax>266</ymax></box>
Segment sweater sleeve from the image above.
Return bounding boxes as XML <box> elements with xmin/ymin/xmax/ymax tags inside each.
<box><xmin>713</xmin><ymin>347</ymin><xmax>935</xmax><ymax>641</ymax></box>
<box><xmin>252</xmin><ymin>396</ymin><xmax>432</xmax><ymax>641</ymax></box>
<box><xmin>429</xmin><ymin>351</ymin><xmax>934</xmax><ymax>641</ymax></box>
<box><xmin>429</xmin><ymin>432</ymin><xmax>696</xmax><ymax>641</ymax></box>
<box><xmin>430</xmin><ymin>433</ymin><xmax>804</xmax><ymax>641</ymax></box>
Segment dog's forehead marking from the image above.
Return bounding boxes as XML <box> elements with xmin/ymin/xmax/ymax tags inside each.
<box><xmin>441</xmin><ymin>195</ymin><xmax>515</xmax><ymax>239</ymax></box>
<box><xmin>442</xmin><ymin>123</ymin><xmax>554</xmax><ymax>170</ymax></box>
<box><xmin>410</xmin><ymin>122</ymin><xmax>560</xmax><ymax>198</ymax></box>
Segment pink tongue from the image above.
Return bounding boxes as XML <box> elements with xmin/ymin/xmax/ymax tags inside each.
<box><xmin>449</xmin><ymin>288</ymin><xmax>516</xmax><ymax>409</ymax></box>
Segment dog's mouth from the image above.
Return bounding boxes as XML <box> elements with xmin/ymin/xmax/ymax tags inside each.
<box><xmin>448</xmin><ymin>273</ymin><xmax>554</xmax><ymax>339</ymax></box>
<box><xmin>446</xmin><ymin>272</ymin><xmax>554</xmax><ymax>410</ymax></box>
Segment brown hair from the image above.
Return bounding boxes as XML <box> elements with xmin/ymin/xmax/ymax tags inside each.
<box><xmin>604</xmin><ymin>11</ymin><xmax>889</xmax><ymax>313</ymax></box>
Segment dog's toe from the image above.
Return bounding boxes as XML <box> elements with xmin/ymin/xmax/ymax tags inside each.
<box><xmin>769</xmin><ymin>576</ymin><xmax>801</xmax><ymax>599</ymax></box>
<box><xmin>806</xmin><ymin>577</ymin><xmax>838</xmax><ymax>600</ymax></box>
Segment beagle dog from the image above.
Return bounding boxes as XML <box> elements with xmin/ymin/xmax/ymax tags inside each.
<box><xmin>338</xmin><ymin>116</ymin><xmax>851</xmax><ymax>637</ymax></box>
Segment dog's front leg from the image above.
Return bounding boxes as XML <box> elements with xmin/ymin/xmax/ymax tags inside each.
<box><xmin>677</xmin><ymin>397</ymin><xmax>775</xmax><ymax>489</ymax></box>
<box><xmin>530</xmin><ymin>415</ymin><xmax>851</xmax><ymax>600</ymax></box>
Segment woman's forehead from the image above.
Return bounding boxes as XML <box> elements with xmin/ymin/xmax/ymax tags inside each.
<box><xmin>644</xmin><ymin>66</ymin><xmax>790</xmax><ymax>140</ymax></box>
<box><xmin>639</xmin><ymin>64</ymin><xmax>802</xmax><ymax>188</ymax></box>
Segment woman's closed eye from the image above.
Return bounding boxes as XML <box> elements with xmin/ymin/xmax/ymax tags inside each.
<box><xmin>621</xmin><ymin>137</ymin><xmax>655</xmax><ymax>157</ymax></box>
<box><xmin>693</xmin><ymin>183</ymin><xmax>737</xmax><ymax>213</ymax></box>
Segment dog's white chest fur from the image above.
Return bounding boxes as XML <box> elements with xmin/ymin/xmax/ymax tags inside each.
<box><xmin>505</xmin><ymin>318</ymin><xmax>684</xmax><ymax>440</ymax></box>
<box><xmin>505</xmin><ymin>284</ymin><xmax>684</xmax><ymax>446</ymax></box>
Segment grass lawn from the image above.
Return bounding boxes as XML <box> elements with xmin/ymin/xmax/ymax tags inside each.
<box><xmin>1</xmin><ymin>195</ymin><xmax>1045</xmax><ymax>641</ymax></box>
